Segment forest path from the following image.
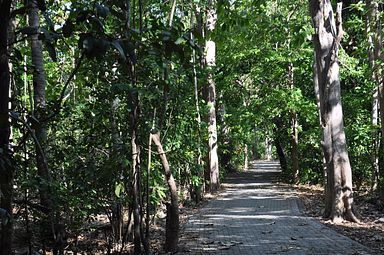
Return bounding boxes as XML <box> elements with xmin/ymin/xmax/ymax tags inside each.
<box><xmin>177</xmin><ymin>160</ymin><xmax>373</xmax><ymax>255</ymax></box>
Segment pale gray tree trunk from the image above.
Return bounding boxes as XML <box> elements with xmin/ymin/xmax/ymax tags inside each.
<box><xmin>29</xmin><ymin>1</ymin><xmax>60</xmax><ymax>249</ymax></box>
<box><xmin>310</xmin><ymin>1</ymin><xmax>358</xmax><ymax>223</ymax></box>
<box><xmin>244</xmin><ymin>144</ymin><xmax>249</xmax><ymax>170</ymax></box>
<box><xmin>150</xmin><ymin>133</ymin><xmax>179</xmax><ymax>252</ymax></box>
<box><xmin>0</xmin><ymin>1</ymin><xmax>13</xmax><ymax>254</ymax></box>
<box><xmin>110</xmin><ymin>97</ymin><xmax>124</xmax><ymax>243</ymax></box>
<box><xmin>205</xmin><ymin>0</ymin><xmax>220</xmax><ymax>192</ymax></box>
<box><xmin>288</xmin><ymin>62</ymin><xmax>299</xmax><ymax>182</ymax></box>
<box><xmin>366</xmin><ymin>0</ymin><xmax>381</xmax><ymax>190</ymax></box>
<box><xmin>30</xmin><ymin>0</ymin><xmax>51</xmax><ymax>210</ymax></box>
<box><xmin>190</xmin><ymin>6</ymin><xmax>204</xmax><ymax>198</ymax></box>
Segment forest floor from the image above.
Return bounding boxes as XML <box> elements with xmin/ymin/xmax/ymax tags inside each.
<box><xmin>12</xmin><ymin>164</ymin><xmax>384</xmax><ymax>254</ymax></box>
<box><xmin>295</xmin><ymin>184</ymin><xmax>384</xmax><ymax>254</ymax></box>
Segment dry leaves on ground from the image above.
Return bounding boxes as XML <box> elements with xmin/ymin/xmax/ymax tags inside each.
<box><xmin>296</xmin><ymin>184</ymin><xmax>384</xmax><ymax>254</ymax></box>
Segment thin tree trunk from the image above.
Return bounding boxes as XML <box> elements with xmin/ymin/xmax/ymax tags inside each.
<box><xmin>366</xmin><ymin>0</ymin><xmax>381</xmax><ymax>190</ymax></box>
<box><xmin>125</xmin><ymin>1</ymin><xmax>142</xmax><ymax>253</ymax></box>
<box><xmin>110</xmin><ymin>97</ymin><xmax>124</xmax><ymax>243</ymax></box>
<box><xmin>310</xmin><ymin>1</ymin><xmax>358</xmax><ymax>223</ymax></box>
<box><xmin>265</xmin><ymin>136</ymin><xmax>272</xmax><ymax>160</ymax></box>
<box><xmin>273</xmin><ymin>119</ymin><xmax>288</xmax><ymax>173</ymax></box>
<box><xmin>151</xmin><ymin>133</ymin><xmax>179</xmax><ymax>252</ymax></box>
<box><xmin>379</xmin><ymin>85</ymin><xmax>384</xmax><ymax>196</ymax></box>
<box><xmin>130</xmin><ymin>84</ymin><xmax>141</xmax><ymax>255</ymax></box>
<box><xmin>291</xmin><ymin>112</ymin><xmax>299</xmax><ymax>182</ymax></box>
<box><xmin>244</xmin><ymin>144</ymin><xmax>249</xmax><ymax>170</ymax></box>
<box><xmin>205</xmin><ymin>0</ymin><xmax>219</xmax><ymax>192</ymax></box>
<box><xmin>288</xmin><ymin>62</ymin><xmax>299</xmax><ymax>182</ymax></box>
<box><xmin>0</xmin><ymin>1</ymin><xmax>13</xmax><ymax>254</ymax></box>
<box><xmin>191</xmin><ymin>5</ymin><xmax>204</xmax><ymax>198</ymax></box>
<box><xmin>29</xmin><ymin>1</ymin><xmax>58</xmax><ymax>249</ymax></box>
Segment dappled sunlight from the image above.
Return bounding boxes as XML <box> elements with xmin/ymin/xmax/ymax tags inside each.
<box><xmin>179</xmin><ymin>161</ymin><xmax>372</xmax><ymax>254</ymax></box>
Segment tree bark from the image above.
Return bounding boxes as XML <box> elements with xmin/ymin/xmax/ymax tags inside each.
<box><xmin>151</xmin><ymin>133</ymin><xmax>179</xmax><ymax>252</ymax></box>
<box><xmin>191</xmin><ymin>8</ymin><xmax>204</xmax><ymax>197</ymax></box>
<box><xmin>205</xmin><ymin>0</ymin><xmax>220</xmax><ymax>192</ymax></box>
<box><xmin>110</xmin><ymin>97</ymin><xmax>124</xmax><ymax>243</ymax></box>
<box><xmin>0</xmin><ymin>1</ymin><xmax>13</xmax><ymax>254</ymax></box>
<box><xmin>310</xmin><ymin>1</ymin><xmax>358</xmax><ymax>223</ymax></box>
<box><xmin>30</xmin><ymin>0</ymin><xmax>51</xmax><ymax>211</ymax></box>
<box><xmin>130</xmin><ymin>84</ymin><xmax>141</xmax><ymax>255</ymax></box>
<box><xmin>244</xmin><ymin>144</ymin><xmax>249</xmax><ymax>170</ymax></box>
<box><xmin>366</xmin><ymin>0</ymin><xmax>381</xmax><ymax>190</ymax></box>
<box><xmin>29</xmin><ymin>1</ymin><xmax>58</xmax><ymax>249</ymax></box>
<box><xmin>288</xmin><ymin>62</ymin><xmax>299</xmax><ymax>183</ymax></box>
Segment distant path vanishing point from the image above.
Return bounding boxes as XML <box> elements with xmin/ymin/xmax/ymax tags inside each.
<box><xmin>178</xmin><ymin>160</ymin><xmax>373</xmax><ymax>255</ymax></box>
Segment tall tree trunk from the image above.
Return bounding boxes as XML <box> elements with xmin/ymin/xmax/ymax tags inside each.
<box><xmin>0</xmin><ymin>2</ymin><xmax>13</xmax><ymax>254</ymax></box>
<box><xmin>366</xmin><ymin>0</ymin><xmax>381</xmax><ymax>190</ymax></box>
<box><xmin>125</xmin><ymin>1</ymin><xmax>142</xmax><ymax>253</ymax></box>
<box><xmin>205</xmin><ymin>0</ymin><xmax>220</xmax><ymax>192</ymax></box>
<box><xmin>151</xmin><ymin>133</ymin><xmax>179</xmax><ymax>252</ymax></box>
<box><xmin>30</xmin><ymin>0</ymin><xmax>50</xmax><ymax>203</ymax></box>
<box><xmin>129</xmin><ymin>71</ymin><xmax>141</xmax><ymax>254</ymax></box>
<box><xmin>191</xmin><ymin>5</ymin><xmax>204</xmax><ymax>198</ymax></box>
<box><xmin>310</xmin><ymin>1</ymin><xmax>358</xmax><ymax>223</ymax></box>
<box><xmin>110</xmin><ymin>97</ymin><xmax>124</xmax><ymax>243</ymax></box>
<box><xmin>288</xmin><ymin>62</ymin><xmax>299</xmax><ymax>182</ymax></box>
<box><xmin>313</xmin><ymin>44</ymin><xmax>332</xmax><ymax>217</ymax></box>
<box><xmin>29</xmin><ymin>1</ymin><xmax>56</xmax><ymax>247</ymax></box>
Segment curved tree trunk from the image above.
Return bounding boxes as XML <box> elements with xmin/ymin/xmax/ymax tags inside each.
<box><xmin>310</xmin><ymin>1</ymin><xmax>358</xmax><ymax>223</ymax></box>
<box><xmin>0</xmin><ymin>2</ymin><xmax>13</xmax><ymax>254</ymax></box>
<box><xmin>151</xmin><ymin>133</ymin><xmax>179</xmax><ymax>252</ymax></box>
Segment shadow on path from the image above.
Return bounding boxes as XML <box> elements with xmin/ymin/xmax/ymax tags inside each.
<box><xmin>178</xmin><ymin>161</ymin><xmax>372</xmax><ymax>255</ymax></box>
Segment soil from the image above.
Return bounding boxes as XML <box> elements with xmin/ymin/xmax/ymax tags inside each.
<box><xmin>295</xmin><ymin>184</ymin><xmax>384</xmax><ymax>254</ymax></box>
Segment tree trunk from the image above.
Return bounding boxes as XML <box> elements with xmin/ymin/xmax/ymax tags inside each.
<box><xmin>273</xmin><ymin>119</ymin><xmax>288</xmax><ymax>174</ymax></box>
<box><xmin>0</xmin><ymin>1</ymin><xmax>13</xmax><ymax>254</ymax></box>
<box><xmin>30</xmin><ymin>0</ymin><xmax>50</xmax><ymax>204</ymax></box>
<box><xmin>191</xmin><ymin>8</ymin><xmax>204</xmax><ymax>197</ymax></box>
<box><xmin>110</xmin><ymin>97</ymin><xmax>123</xmax><ymax>243</ymax></box>
<box><xmin>291</xmin><ymin>112</ymin><xmax>299</xmax><ymax>182</ymax></box>
<box><xmin>310</xmin><ymin>1</ymin><xmax>358</xmax><ymax>223</ymax></box>
<box><xmin>129</xmin><ymin>65</ymin><xmax>142</xmax><ymax>254</ymax></box>
<box><xmin>366</xmin><ymin>0</ymin><xmax>381</xmax><ymax>190</ymax></box>
<box><xmin>205</xmin><ymin>0</ymin><xmax>220</xmax><ymax>193</ymax></box>
<box><xmin>288</xmin><ymin>62</ymin><xmax>299</xmax><ymax>182</ymax></box>
<box><xmin>265</xmin><ymin>136</ymin><xmax>272</xmax><ymax>160</ymax></box>
<box><xmin>29</xmin><ymin>0</ymin><xmax>57</xmax><ymax>247</ymax></box>
<box><xmin>125</xmin><ymin>1</ymin><xmax>142</xmax><ymax>253</ymax></box>
<box><xmin>151</xmin><ymin>133</ymin><xmax>179</xmax><ymax>252</ymax></box>
<box><xmin>244</xmin><ymin>144</ymin><xmax>249</xmax><ymax>170</ymax></box>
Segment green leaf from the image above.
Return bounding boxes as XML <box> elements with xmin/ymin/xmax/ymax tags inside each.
<box><xmin>174</xmin><ymin>37</ymin><xmax>186</xmax><ymax>45</ymax></box>
<box><xmin>115</xmin><ymin>182</ymin><xmax>125</xmax><ymax>198</ymax></box>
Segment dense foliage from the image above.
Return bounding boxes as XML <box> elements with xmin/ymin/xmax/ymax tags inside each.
<box><xmin>0</xmin><ymin>0</ymin><xmax>383</xmax><ymax>254</ymax></box>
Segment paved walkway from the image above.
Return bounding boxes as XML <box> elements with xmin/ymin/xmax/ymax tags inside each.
<box><xmin>178</xmin><ymin>161</ymin><xmax>373</xmax><ymax>255</ymax></box>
